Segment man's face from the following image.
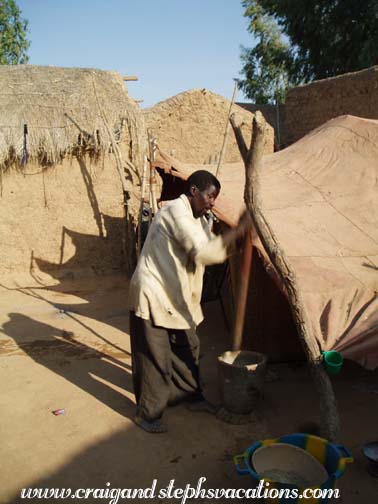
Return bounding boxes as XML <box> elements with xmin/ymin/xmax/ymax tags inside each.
<box><xmin>190</xmin><ymin>184</ymin><xmax>219</xmax><ymax>218</ymax></box>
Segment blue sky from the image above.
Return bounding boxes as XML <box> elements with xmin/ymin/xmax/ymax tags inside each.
<box><xmin>17</xmin><ymin>0</ymin><xmax>254</xmax><ymax>107</ymax></box>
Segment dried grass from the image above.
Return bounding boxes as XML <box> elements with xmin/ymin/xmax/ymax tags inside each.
<box><xmin>0</xmin><ymin>65</ymin><xmax>145</xmax><ymax>171</ymax></box>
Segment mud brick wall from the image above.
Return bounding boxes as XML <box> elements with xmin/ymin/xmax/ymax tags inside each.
<box><xmin>0</xmin><ymin>155</ymin><xmax>127</xmax><ymax>279</ymax></box>
<box><xmin>144</xmin><ymin>89</ymin><xmax>275</xmax><ymax>164</ymax></box>
<box><xmin>237</xmin><ymin>102</ymin><xmax>286</xmax><ymax>149</ymax></box>
<box><xmin>285</xmin><ymin>65</ymin><xmax>378</xmax><ymax>145</ymax></box>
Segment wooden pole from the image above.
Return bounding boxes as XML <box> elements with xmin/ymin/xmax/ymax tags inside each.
<box><xmin>92</xmin><ymin>75</ymin><xmax>136</xmax><ymax>275</ymax></box>
<box><xmin>215</xmin><ymin>80</ymin><xmax>238</xmax><ymax>178</ymax></box>
<box><xmin>230</xmin><ymin>111</ymin><xmax>340</xmax><ymax>442</ymax></box>
<box><xmin>137</xmin><ymin>155</ymin><xmax>148</xmax><ymax>258</ymax></box>
<box><xmin>147</xmin><ymin>130</ymin><xmax>158</xmax><ymax>227</ymax></box>
<box><xmin>232</xmin><ymin>231</ymin><xmax>253</xmax><ymax>351</ymax></box>
<box><xmin>275</xmin><ymin>98</ymin><xmax>281</xmax><ymax>149</ymax></box>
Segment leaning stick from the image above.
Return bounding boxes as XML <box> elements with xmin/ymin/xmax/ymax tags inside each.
<box><xmin>92</xmin><ymin>75</ymin><xmax>136</xmax><ymax>274</ymax></box>
<box><xmin>92</xmin><ymin>77</ymin><xmax>127</xmax><ymax>193</ymax></box>
<box><xmin>137</xmin><ymin>155</ymin><xmax>148</xmax><ymax>258</ymax></box>
<box><xmin>147</xmin><ymin>130</ymin><xmax>158</xmax><ymax>221</ymax></box>
<box><xmin>230</xmin><ymin>111</ymin><xmax>340</xmax><ymax>442</ymax></box>
<box><xmin>216</xmin><ymin>80</ymin><xmax>238</xmax><ymax>178</ymax></box>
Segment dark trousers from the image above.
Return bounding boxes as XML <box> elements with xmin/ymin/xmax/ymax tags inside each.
<box><xmin>129</xmin><ymin>312</ymin><xmax>203</xmax><ymax>422</ymax></box>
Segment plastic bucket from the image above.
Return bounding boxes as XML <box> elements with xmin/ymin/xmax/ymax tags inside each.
<box><xmin>323</xmin><ymin>351</ymin><xmax>343</xmax><ymax>375</ymax></box>
<box><xmin>252</xmin><ymin>443</ymin><xmax>328</xmax><ymax>487</ymax></box>
<box><xmin>217</xmin><ymin>350</ymin><xmax>267</xmax><ymax>414</ymax></box>
<box><xmin>234</xmin><ymin>433</ymin><xmax>353</xmax><ymax>503</ymax></box>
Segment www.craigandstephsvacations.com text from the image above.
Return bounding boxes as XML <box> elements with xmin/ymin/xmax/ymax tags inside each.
<box><xmin>20</xmin><ymin>477</ymin><xmax>340</xmax><ymax>502</ymax></box>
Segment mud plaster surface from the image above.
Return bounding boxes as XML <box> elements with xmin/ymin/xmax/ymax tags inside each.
<box><xmin>144</xmin><ymin>89</ymin><xmax>274</xmax><ymax>164</ymax></box>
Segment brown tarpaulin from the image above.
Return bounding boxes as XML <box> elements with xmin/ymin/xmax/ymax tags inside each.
<box><xmin>153</xmin><ymin>115</ymin><xmax>378</xmax><ymax>370</ymax></box>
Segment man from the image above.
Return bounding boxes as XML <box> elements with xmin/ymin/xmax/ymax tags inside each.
<box><xmin>129</xmin><ymin>170</ymin><xmax>250</xmax><ymax>433</ymax></box>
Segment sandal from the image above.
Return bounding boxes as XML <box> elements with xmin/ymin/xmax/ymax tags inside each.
<box><xmin>134</xmin><ymin>415</ymin><xmax>168</xmax><ymax>433</ymax></box>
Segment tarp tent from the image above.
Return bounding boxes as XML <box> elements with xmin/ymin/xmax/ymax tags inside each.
<box><xmin>153</xmin><ymin>115</ymin><xmax>378</xmax><ymax>370</ymax></box>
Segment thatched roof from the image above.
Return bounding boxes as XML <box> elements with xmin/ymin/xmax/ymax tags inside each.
<box><xmin>0</xmin><ymin>65</ymin><xmax>145</xmax><ymax>170</ymax></box>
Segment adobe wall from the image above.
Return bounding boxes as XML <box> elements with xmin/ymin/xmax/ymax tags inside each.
<box><xmin>0</xmin><ymin>153</ymin><xmax>130</xmax><ymax>280</ymax></box>
<box><xmin>285</xmin><ymin>65</ymin><xmax>378</xmax><ymax>145</ymax></box>
<box><xmin>236</xmin><ymin>102</ymin><xmax>285</xmax><ymax>149</ymax></box>
<box><xmin>144</xmin><ymin>89</ymin><xmax>275</xmax><ymax>164</ymax></box>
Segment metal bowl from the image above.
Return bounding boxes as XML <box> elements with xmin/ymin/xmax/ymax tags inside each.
<box><xmin>362</xmin><ymin>441</ymin><xmax>378</xmax><ymax>477</ymax></box>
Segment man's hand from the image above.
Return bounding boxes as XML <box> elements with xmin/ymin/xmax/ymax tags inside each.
<box><xmin>234</xmin><ymin>210</ymin><xmax>253</xmax><ymax>240</ymax></box>
<box><xmin>221</xmin><ymin>210</ymin><xmax>253</xmax><ymax>248</ymax></box>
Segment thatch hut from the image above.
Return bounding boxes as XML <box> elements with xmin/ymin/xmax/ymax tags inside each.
<box><xmin>0</xmin><ymin>65</ymin><xmax>146</xmax><ymax>280</ymax></box>
<box><xmin>144</xmin><ymin>89</ymin><xmax>274</xmax><ymax>164</ymax></box>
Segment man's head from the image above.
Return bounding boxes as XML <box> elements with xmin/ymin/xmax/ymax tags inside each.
<box><xmin>185</xmin><ymin>170</ymin><xmax>221</xmax><ymax>218</ymax></box>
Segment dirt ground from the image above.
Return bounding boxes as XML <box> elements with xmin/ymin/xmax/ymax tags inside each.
<box><xmin>1</xmin><ymin>272</ymin><xmax>377</xmax><ymax>503</ymax></box>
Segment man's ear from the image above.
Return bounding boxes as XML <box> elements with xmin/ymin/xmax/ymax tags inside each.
<box><xmin>189</xmin><ymin>185</ymin><xmax>198</xmax><ymax>197</ymax></box>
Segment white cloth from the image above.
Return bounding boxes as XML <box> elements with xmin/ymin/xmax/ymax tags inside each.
<box><xmin>129</xmin><ymin>194</ymin><xmax>227</xmax><ymax>329</ymax></box>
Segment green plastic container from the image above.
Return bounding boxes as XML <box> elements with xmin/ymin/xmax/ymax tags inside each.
<box><xmin>323</xmin><ymin>351</ymin><xmax>343</xmax><ymax>375</ymax></box>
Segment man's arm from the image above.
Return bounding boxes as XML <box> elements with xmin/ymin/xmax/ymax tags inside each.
<box><xmin>220</xmin><ymin>211</ymin><xmax>252</xmax><ymax>248</ymax></box>
<box><xmin>170</xmin><ymin>210</ymin><xmax>252</xmax><ymax>266</ymax></box>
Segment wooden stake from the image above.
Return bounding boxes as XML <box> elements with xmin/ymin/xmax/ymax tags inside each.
<box><xmin>230</xmin><ymin>111</ymin><xmax>340</xmax><ymax>442</ymax></box>
<box><xmin>215</xmin><ymin>80</ymin><xmax>238</xmax><ymax>178</ymax></box>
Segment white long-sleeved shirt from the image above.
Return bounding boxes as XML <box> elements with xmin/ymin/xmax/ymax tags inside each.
<box><xmin>129</xmin><ymin>194</ymin><xmax>227</xmax><ymax>329</ymax></box>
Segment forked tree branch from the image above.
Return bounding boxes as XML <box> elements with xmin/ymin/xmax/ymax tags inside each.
<box><xmin>231</xmin><ymin>111</ymin><xmax>340</xmax><ymax>441</ymax></box>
